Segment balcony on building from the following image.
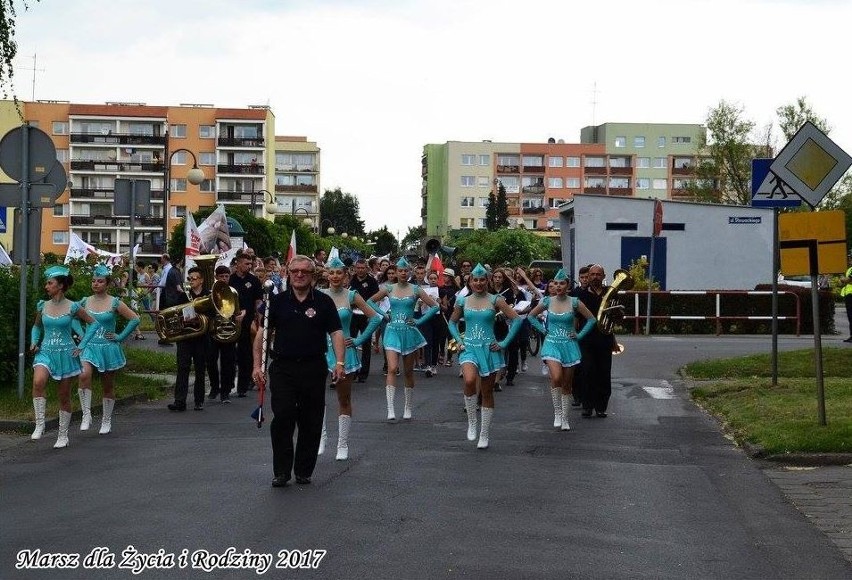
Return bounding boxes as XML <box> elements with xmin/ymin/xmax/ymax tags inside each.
<box><xmin>507</xmin><ymin>206</ymin><xmax>521</xmax><ymax>216</ymax></box>
<box><xmin>217</xmin><ymin>123</ymin><xmax>265</xmax><ymax>148</ymax></box>
<box><xmin>584</xmin><ymin>156</ymin><xmax>608</xmax><ymax>175</ymax></box>
<box><xmin>70</xmin><ymin>159</ymin><xmax>164</xmax><ymax>173</ymax></box>
<box><xmin>217</xmin><ymin>162</ymin><xmax>265</xmax><ymax>175</ymax></box>
<box><xmin>608</xmin><ymin>187</ymin><xmax>633</xmax><ymax>196</ymax></box>
<box><xmin>216</xmin><ymin>190</ymin><xmax>256</xmax><ymax>203</ymax></box>
<box><xmin>522</xmin><ymin>155</ymin><xmax>545</xmax><ymax>173</ymax></box>
<box><xmin>522</xmin><ymin>206</ymin><xmax>546</xmax><ymax>215</ymax></box>
<box><xmin>274</xmin><ymin>183</ymin><xmax>318</xmax><ymax>193</ymax></box>
<box><xmin>608</xmin><ymin>156</ymin><xmax>633</xmax><ymax>176</ymax></box>
<box><xmin>70</xmin><ymin>214</ymin><xmax>163</xmax><ymax>228</ymax></box>
<box><xmin>671</xmin><ymin>157</ymin><xmax>697</xmax><ymax>175</ymax></box>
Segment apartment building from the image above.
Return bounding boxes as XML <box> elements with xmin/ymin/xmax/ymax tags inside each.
<box><xmin>580</xmin><ymin>123</ymin><xmax>708</xmax><ymax>200</ymax></box>
<box><xmin>274</xmin><ymin>136</ymin><xmax>320</xmax><ymax>228</ymax></box>
<box><xmin>422</xmin><ymin>123</ymin><xmax>708</xmax><ymax>238</ymax></box>
<box><xmin>0</xmin><ymin>100</ymin><xmax>322</xmax><ymax>260</ymax></box>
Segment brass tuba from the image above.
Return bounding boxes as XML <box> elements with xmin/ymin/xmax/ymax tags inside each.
<box><xmin>596</xmin><ymin>269</ymin><xmax>634</xmax><ymax>335</ymax></box>
<box><xmin>155</xmin><ymin>255</ymin><xmax>241</xmax><ymax>343</ymax></box>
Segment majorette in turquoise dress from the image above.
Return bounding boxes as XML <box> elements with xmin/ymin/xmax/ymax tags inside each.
<box><xmin>33</xmin><ymin>300</ymin><xmax>83</xmax><ymax>380</ymax></box>
<box><xmin>457</xmin><ymin>294</ymin><xmax>506</xmax><ymax>377</ymax></box>
<box><xmin>538</xmin><ymin>296</ymin><xmax>582</xmax><ymax>367</ymax></box>
<box><xmin>80</xmin><ymin>296</ymin><xmax>128</xmax><ymax>373</ymax></box>
<box><xmin>381</xmin><ymin>284</ymin><xmax>427</xmax><ymax>356</ymax></box>
<box><xmin>323</xmin><ymin>289</ymin><xmax>363</xmax><ymax>375</ymax></box>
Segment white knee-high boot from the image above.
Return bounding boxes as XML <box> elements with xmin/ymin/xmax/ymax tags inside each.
<box><xmin>464</xmin><ymin>395</ymin><xmax>478</xmax><ymax>441</ymax></box>
<box><xmin>551</xmin><ymin>388</ymin><xmax>562</xmax><ymax>428</ymax></box>
<box><xmin>386</xmin><ymin>386</ymin><xmax>396</xmax><ymax>420</ymax></box>
<box><xmin>561</xmin><ymin>394</ymin><xmax>571</xmax><ymax>431</ymax></box>
<box><xmin>54</xmin><ymin>410</ymin><xmax>72</xmax><ymax>449</ymax></box>
<box><xmin>79</xmin><ymin>389</ymin><xmax>92</xmax><ymax>431</ymax></box>
<box><xmin>403</xmin><ymin>387</ymin><xmax>414</xmax><ymax>419</ymax></box>
<box><xmin>336</xmin><ymin>414</ymin><xmax>351</xmax><ymax>460</ymax></box>
<box><xmin>318</xmin><ymin>406</ymin><xmax>328</xmax><ymax>455</ymax></box>
<box><xmin>477</xmin><ymin>407</ymin><xmax>493</xmax><ymax>449</ymax></box>
<box><xmin>99</xmin><ymin>398</ymin><xmax>115</xmax><ymax>434</ymax></box>
<box><xmin>31</xmin><ymin>397</ymin><xmax>46</xmax><ymax>440</ymax></box>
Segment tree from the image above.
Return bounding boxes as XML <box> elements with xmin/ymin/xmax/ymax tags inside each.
<box><xmin>319</xmin><ymin>187</ymin><xmax>365</xmax><ymax>237</ymax></box>
<box><xmin>0</xmin><ymin>1</ymin><xmax>39</xmax><ymax>101</ymax></box>
<box><xmin>369</xmin><ymin>226</ymin><xmax>398</xmax><ymax>257</ymax></box>
<box><xmin>485</xmin><ymin>190</ymin><xmax>498</xmax><ymax>231</ymax></box>
<box><xmin>446</xmin><ymin>228</ymin><xmax>555</xmax><ymax>267</ymax></box>
<box><xmin>400</xmin><ymin>225</ymin><xmax>425</xmax><ymax>252</ymax></box>
<box><xmin>495</xmin><ymin>182</ymin><xmax>510</xmax><ymax>229</ymax></box>
<box><xmin>693</xmin><ymin>100</ymin><xmax>764</xmax><ymax>205</ymax></box>
<box><xmin>777</xmin><ymin>96</ymin><xmax>830</xmax><ymax>141</ymax></box>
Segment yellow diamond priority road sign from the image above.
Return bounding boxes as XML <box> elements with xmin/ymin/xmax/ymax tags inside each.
<box><xmin>770</xmin><ymin>122</ymin><xmax>852</xmax><ymax>208</ymax></box>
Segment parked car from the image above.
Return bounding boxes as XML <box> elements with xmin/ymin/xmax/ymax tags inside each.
<box><xmin>777</xmin><ymin>274</ymin><xmax>812</xmax><ymax>288</ymax></box>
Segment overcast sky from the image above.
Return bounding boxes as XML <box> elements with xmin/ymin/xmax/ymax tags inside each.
<box><xmin>13</xmin><ymin>0</ymin><xmax>852</xmax><ymax>234</ymax></box>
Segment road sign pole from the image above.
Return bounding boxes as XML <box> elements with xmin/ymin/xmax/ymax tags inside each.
<box><xmin>771</xmin><ymin>208</ymin><xmax>779</xmax><ymax>387</ymax></box>
<box><xmin>17</xmin><ymin>125</ymin><xmax>30</xmax><ymax>399</ymax></box>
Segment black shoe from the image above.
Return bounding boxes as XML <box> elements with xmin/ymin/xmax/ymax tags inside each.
<box><xmin>271</xmin><ymin>476</ymin><xmax>290</xmax><ymax>488</ymax></box>
<box><xmin>237</xmin><ymin>392</ymin><xmax>247</xmax><ymax>398</ymax></box>
<box><xmin>295</xmin><ymin>476</ymin><xmax>311</xmax><ymax>485</ymax></box>
<box><xmin>506</xmin><ymin>379</ymin><xmax>514</xmax><ymax>386</ymax></box>
<box><xmin>494</xmin><ymin>383</ymin><xmax>502</xmax><ymax>392</ymax></box>
<box><xmin>167</xmin><ymin>402</ymin><xmax>186</xmax><ymax>412</ymax></box>
<box><xmin>221</xmin><ymin>397</ymin><xmax>231</xmax><ymax>404</ymax></box>
<box><xmin>329</xmin><ymin>382</ymin><xmax>336</xmax><ymax>390</ymax></box>
<box><xmin>208</xmin><ymin>390</ymin><xmax>219</xmax><ymax>400</ymax></box>
<box><xmin>194</xmin><ymin>404</ymin><xmax>204</xmax><ymax>411</ymax></box>
<box><xmin>356</xmin><ymin>376</ymin><xmax>366</xmax><ymax>383</ymax></box>
<box><xmin>581</xmin><ymin>410</ymin><xmax>593</xmax><ymax>418</ymax></box>
<box><xmin>596</xmin><ymin>411</ymin><xmax>608</xmax><ymax>418</ymax></box>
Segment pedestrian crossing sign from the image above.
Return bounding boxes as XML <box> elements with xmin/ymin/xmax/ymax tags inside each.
<box><xmin>751</xmin><ymin>158</ymin><xmax>801</xmax><ymax>208</ymax></box>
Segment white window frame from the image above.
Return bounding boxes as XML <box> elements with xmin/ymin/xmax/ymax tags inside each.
<box><xmin>199</xmin><ymin>125</ymin><xmax>216</xmax><ymax>139</ymax></box>
<box><xmin>477</xmin><ymin>176</ymin><xmax>490</xmax><ymax>187</ymax></box>
<box><xmin>461</xmin><ymin>154</ymin><xmax>475</xmax><ymax>166</ymax></box>
<box><xmin>566</xmin><ymin>157</ymin><xmax>580</xmax><ymax>167</ymax></box>
<box><xmin>199</xmin><ymin>152</ymin><xmax>216</xmax><ymax>166</ymax></box>
<box><xmin>636</xmin><ymin>178</ymin><xmax>650</xmax><ymax>190</ymax></box>
<box><xmin>548</xmin><ymin>156</ymin><xmax>564</xmax><ymax>168</ymax></box>
<box><xmin>171</xmin><ymin>151</ymin><xmax>187</xmax><ymax>165</ymax></box>
<box><xmin>652</xmin><ymin>178</ymin><xmax>667</xmax><ymax>190</ymax></box>
<box><xmin>459</xmin><ymin>217</ymin><xmax>474</xmax><ymax>229</ymax></box>
<box><xmin>547</xmin><ymin>177</ymin><xmax>563</xmax><ymax>188</ymax></box>
<box><xmin>614</xmin><ymin>136</ymin><xmax>626</xmax><ymax>148</ymax></box>
<box><xmin>478</xmin><ymin>197</ymin><xmax>490</xmax><ymax>208</ymax></box>
<box><xmin>634</xmin><ymin>136</ymin><xmax>646</xmax><ymax>148</ymax></box>
<box><xmin>657</xmin><ymin>136</ymin><xmax>666</xmax><ymax>148</ymax></box>
<box><xmin>460</xmin><ymin>196</ymin><xmax>475</xmax><ymax>207</ymax></box>
<box><xmin>52</xmin><ymin>231</ymin><xmax>69</xmax><ymax>245</ymax></box>
<box><xmin>171</xmin><ymin>178</ymin><xmax>187</xmax><ymax>192</ymax></box>
<box><xmin>566</xmin><ymin>177</ymin><xmax>580</xmax><ymax>188</ymax></box>
<box><xmin>460</xmin><ymin>176</ymin><xmax>475</xmax><ymax>187</ymax></box>
<box><xmin>636</xmin><ymin>157</ymin><xmax>650</xmax><ymax>168</ymax></box>
<box><xmin>653</xmin><ymin>157</ymin><xmax>667</xmax><ymax>169</ymax></box>
<box><xmin>478</xmin><ymin>154</ymin><xmax>490</xmax><ymax>166</ymax></box>
<box><xmin>52</xmin><ymin>121</ymin><xmax>68</xmax><ymax>135</ymax></box>
<box><xmin>171</xmin><ymin>124</ymin><xmax>187</xmax><ymax>138</ymax></box>
<box><xmin>171</xmin><ymin>205</ymin><xmax>187</xmax><ymax>218</ymax></box>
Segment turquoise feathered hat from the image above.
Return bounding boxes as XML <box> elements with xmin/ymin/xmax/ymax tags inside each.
<box><xmin>44</xmin><ymin>265</ymin><xmax>70</xmax><ymax>280</ymax></box>
<box><xmin>92</xmin><ymin>264</ymin><xmax>111</xmax><ymax>278</ymax></box>
<box><xmin>396</xmin><ymin>257</ymin><xmax>411</xmax><ymax>269</ymax></box>
<box><xmin>325</xmin><ymin>256</ymin><xmax>346</xmax><ymax>270</ymax></box>
<box><xmin>471</xmin><ymin>263</ymin><xmax>488</xmax><ymax>277</ymax></box>
<box><xmin>552</xmin><ymin>268</ymin><xmax>568</xmax><ymax>281</ymax></box>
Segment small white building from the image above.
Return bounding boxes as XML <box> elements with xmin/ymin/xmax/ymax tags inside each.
<box><xmin>559</xmin><ymin>195</ymin><xmax>774</xmax><ymax>290</ymax></box>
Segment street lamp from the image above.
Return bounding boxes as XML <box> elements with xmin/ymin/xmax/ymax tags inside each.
<box><xmin>320</xmin><ymin>218</ymin><xmax>335</xmax><ymax>236</ymax></box>
<box><xmin>292</xmin><ymin>206</ymin><xmax>313</xmax><ymax>228</ymax></box>
<box><xmin>252</xmin><ymin>188</ymin><xmax>277</xmax><ymax>216</ymax></box>
<box><xmin>163</xmin><ymin>143</ymin><xmax>204</xmax><ymax>253</ymax></box>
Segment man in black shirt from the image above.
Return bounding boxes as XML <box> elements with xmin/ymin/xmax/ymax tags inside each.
<box><xmin>167</xmin><ymin>267</ymin><xmax>209</xmax><ymax>412</ymax></box>
<box><xmin>253</xmin><ymin>255</ymin><xmax>345</xmax><ymax>488</ymax></box>
<box><xmin>349</xmin><ymin>258</ymin><xmax>379</xmax><ymax>382</ymax></box>
<box><xmin>229</xmin><ymin>252</ymin><xmax>262</xmax><ymax>397</ymax></box>
<box><xmin>576</xmin><ymin>264</ymin><xmax>617</xmax><ymax>418</ymax></box>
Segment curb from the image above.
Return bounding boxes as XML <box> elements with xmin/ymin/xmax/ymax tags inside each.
<box><xmin>0</xmin><ymin>374</ymin><xmax>175</xmax><ymax>435</ymax></box>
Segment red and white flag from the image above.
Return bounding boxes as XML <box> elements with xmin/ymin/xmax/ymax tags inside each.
<box><xmin>426</xmin><ymin>253</ymin><xmax>445</xmax><ymax>287</ymax></box>
<box><xmin>286</xmin><ymin>229</ymin><xmax>297</xmax><ymax>265</ymax></box>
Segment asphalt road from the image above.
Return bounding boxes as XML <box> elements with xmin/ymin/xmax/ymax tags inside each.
<box><xmin>2</xmin><ymin>331</ymin><xmax>850</xmax><ymax>579</ymax></box>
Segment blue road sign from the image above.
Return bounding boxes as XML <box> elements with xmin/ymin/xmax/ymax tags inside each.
<box><xmin>751</xmin><ymin>158</ymin><xmax>801</xmax><ymax>208</ymax></box>
<box><xmin>0</xmin><ymin>206</ymin><xmax>5</xmax><ymax>233</ymax></box>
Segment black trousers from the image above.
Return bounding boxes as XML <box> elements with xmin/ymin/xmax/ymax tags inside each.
<box><xmin>506</xmin><ymin>319</ymin><xmax>530</xmax><ymax>380</ymax></box>
<box><xmin>579</xmin><ymin>337</ymin><xmax>613</xmax><ymax>413</ymax></box>
<box><xmin>351</xmin><ymin>313</ymin><xmax>372</xmax><ymax>378</ymax></box>
<box><xmin>207</xmin><ymin>339</ymin><xmax>236</xmax><ymax>399</ymax></box>
<box><xmin>269</xmin><ymin>356</ymin><xmax>327</xmax><ymax>479</ymax></box>
<box><xmin>235</xmin><ymin>320</ymin><xmax>254</xmax><ymax>395</ymax></box>
<box><xmin>175</xmin><ymin>336</ymin><xmax>207</xmax><ymax>406</ymax></box>
<box><xmin>846</xmin><ymin>294</ymin><xmax>852</xmax><ymax>337</ymax></box>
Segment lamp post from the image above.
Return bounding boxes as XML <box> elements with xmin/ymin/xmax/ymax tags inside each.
<box><xmin>163</xmin><ymin>140</ymin><xmax>204</xmax><ymax>253</ymax></box>
<box><xmin>320</xmin><ymin>218</ymin><xmax>335</xmax><ymax>236</ymax></box>
<box><xmin>292</xmin><ymin>206</ymin><xmax>313</xmax><ymax>228</ymax></box>
<box><xmin>252</xmin><ymin>188</ymin><xmax>277</xmax><ymax>217</ymax></box>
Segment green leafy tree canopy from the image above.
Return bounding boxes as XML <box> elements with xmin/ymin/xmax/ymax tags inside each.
<box><xmin>319</xmin><ymin>187</ymin><xmax>366</xmax><ymax>237</ymax></box>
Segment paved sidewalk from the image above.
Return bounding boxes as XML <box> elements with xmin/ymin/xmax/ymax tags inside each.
<box><xmin>763</xmin><ymin>464</ymin><xmax>852</xmax><ymax>562</ymax></box>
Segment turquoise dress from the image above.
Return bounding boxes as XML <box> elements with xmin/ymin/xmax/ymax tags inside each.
<box><xmin>33</xmin><ymin>300</ymin><xmax>83</xmax><ymax>380</ymax></box>
<box><xmin>323</xmin><ymin>289</ymin><xmax>362</xmax><ymax>375</ymax></box>
<box><xmin>539</xmin><ymin>296</ymin><xmax>582</xmax><ymax>367</ymax></box>
<box><xmin>80</xmin><ymin>296</ymin><xmax>127</xmax><ymax>373</ymax></box>
<box><xmin>457</xmin><ymin>294</ymin><xmax>505</xmax><ymax>377</ymax></box>
<box><xmin>382</xmin><ymin>284</ymin><xmax>427</xmax><ymax>356</ymax></box>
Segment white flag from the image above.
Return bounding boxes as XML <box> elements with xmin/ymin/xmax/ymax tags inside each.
<box><xmin>184</xmin><ymin>213</ymin><xmax>201</xmax><ymax>279</ymax></box>
<box><xmin>132</xmin><ymin>243</ymin><xmax>141</xmax><ymax>264</ymax></box>
<box><xmin>196</xmin><ymin>204</ymin><xmax>231</xmax><ymax>253</ymax></box>
<box><xmin>0</xmin><ymin>243</ymin><xmax>11</xmax><ymax>267</ymax></box>
<box><xmin>65</xmin><ymin>232</ymin><xmax>95</xmax><ymax>264</ymax></box>
<box><xmin>215</xmin><ymin>246</ymin><xmax>240</xmax><ymax>270</ymax></box>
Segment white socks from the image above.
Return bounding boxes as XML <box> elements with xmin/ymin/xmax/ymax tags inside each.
<box><xmin>336</xmin><ymin>414</ymin><xmax>351</xmax><ymax>460</ymax></box>
<box><xmin>551</xmin><ymin>388</ymin><xmax>562</xmax><ymax>428</ymax></box>
<box><xmin>464</xmin><ymin>395</ymin><xmax>478</xmax><ymax>441</ymax></box>
<box><xmin>386</xmin><ymin>386</ymin><xmax>396</xmax><ymax>420</ymax></box>
<box><xmin>100</xmin><ymin>398</ymin><xmax>115</xmax><ymax>434</ymax></box>
<box><xmin>477</xmin><ymin>407</ymin><xmax>493</xmax><ymax>449</ymax></box>
<box><xmin>561</xmin><ymin>394</ymin><xmax>571</xmax><ymax>431</ymax></box>
<box><xmin>54</xmin><ymin>410</ymin><xmax>71</xmax><ymax>449</ymax></box>
<box><xmin>31</xmin><ymin>397</ymin><xmax>46</xmax><ymax>440</ymax></box>
<box><xmin>79</xmin><ymin>389</ymin><xmax>92</xmax><ymax>431</ymax></box>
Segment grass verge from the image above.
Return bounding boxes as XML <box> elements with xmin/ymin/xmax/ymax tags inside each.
<box><xmin>0</xmin><ymin>347</ymin><xmax>176</xmax><ymax>423</ymax></box>
<box><xmin>685</xmin><ymin>347</ymin><xmax>852</xmax><ymax>454</ymax></box>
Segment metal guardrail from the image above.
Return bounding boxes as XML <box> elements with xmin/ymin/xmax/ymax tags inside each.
<box><xmin>620</xmin><ymin>290</ymin><xmax>802</xmax><ymax>336</ymax></box>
